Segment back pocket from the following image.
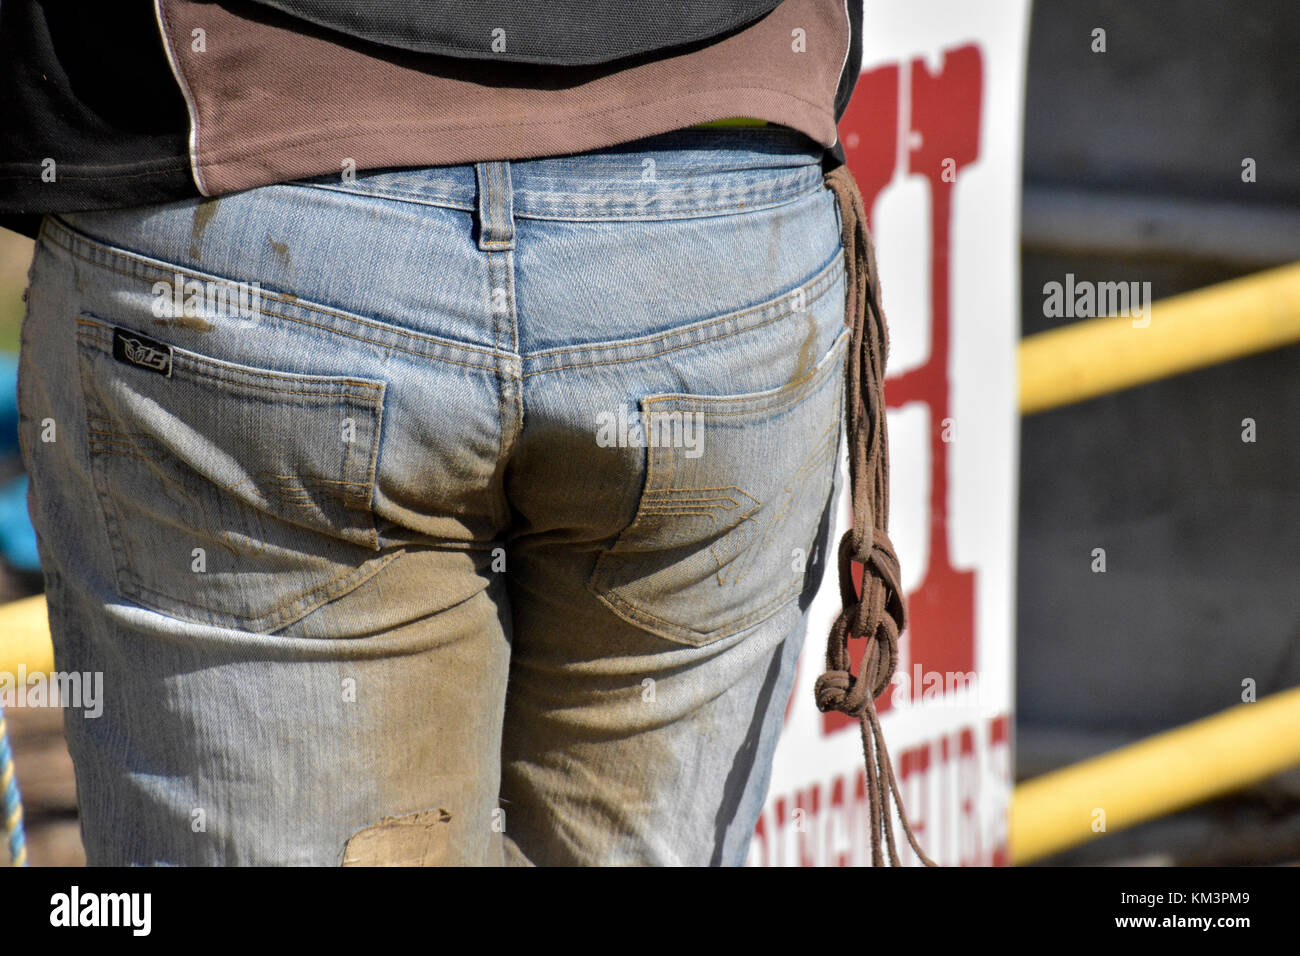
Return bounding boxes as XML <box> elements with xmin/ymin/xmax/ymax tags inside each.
<box><xmin>75</xmin><ymin>315</ymin><xmax>391</xmax><ymax>633</ymax></box>
<box><xmin>588</xmin><ymin>328</ymin><xmax>847</xmax><ymax>647</ymax></box>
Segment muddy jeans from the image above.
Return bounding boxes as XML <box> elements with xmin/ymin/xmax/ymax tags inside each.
<box><xmin>18</xmin><ymin>128</ymin><xmax>847</xmax><ymax>865</ymax></box>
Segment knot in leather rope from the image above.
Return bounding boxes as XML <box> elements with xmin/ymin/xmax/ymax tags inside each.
<box><xmin>814</xmin><ymin>531</ymin><xmax>904</xmax><ymax>717</ymax></box>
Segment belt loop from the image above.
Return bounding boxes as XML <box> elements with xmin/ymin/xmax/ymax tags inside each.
<box><xmin>475</xmin><ymin>161</ymin><xmax>515</xmax><ymax>251</ymax></box>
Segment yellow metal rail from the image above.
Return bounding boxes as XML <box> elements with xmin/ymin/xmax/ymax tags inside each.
<box><xmin>0</xmin><ymin>595</ymin><xmax>53</xmax><ymax>676</ymax></box>
<box><xmin>1020</xmin><ymin>261</ymin><xmax>1300</xmax><ymax>414</ymax></box>
<box><xmin>1011</xmin><ymin>686</ymin><xmax>1300</xmax><ymax>864</ymax></box>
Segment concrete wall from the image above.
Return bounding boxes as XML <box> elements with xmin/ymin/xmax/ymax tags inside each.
<box><xmin>1016</xmin><ymin>0</ymin><xmax>1300</xmax><ymax>750</ymax></box>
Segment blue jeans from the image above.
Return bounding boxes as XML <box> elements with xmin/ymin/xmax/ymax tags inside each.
<box><xmin>18</xmin><ymin>128</ymin><xmax>847</xmax><ymax>865</ymax></box>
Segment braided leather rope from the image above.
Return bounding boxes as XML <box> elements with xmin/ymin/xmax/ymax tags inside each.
<box><xmin>817</xmin><ymin>164</ymin><xmax>935</xmax><ymax>867</ymax></box>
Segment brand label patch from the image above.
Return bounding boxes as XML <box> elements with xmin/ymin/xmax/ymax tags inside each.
<box><xmin>112</xmin><ymin>327</ymin><xmax>173</xmax><ymax>377</ymax></box>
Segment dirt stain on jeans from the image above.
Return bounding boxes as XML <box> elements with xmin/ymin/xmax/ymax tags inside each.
<box><xmin>189</xmin><ymin>198</ymin><xmax>220</xmax><ymax>258</ymax></box>
<box><xmin>790</xmin><ymin>309</ymin><xmax>818</xmax><ymax>383</ymax></box>
<box><xmin>153</xmin><ymin>315</ymin><xmax>216</xmax><ymax>332</ymax></box>
<box><xmin>268</xmin><ymin>235</ymin><xmax>292</xmax><ymax>269</ymax></box>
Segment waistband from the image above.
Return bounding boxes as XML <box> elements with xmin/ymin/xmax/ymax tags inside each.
<box><xmin>287</xmin><ymin>127</ymin><xmax>827</xmax><ymax>221</ymax></box>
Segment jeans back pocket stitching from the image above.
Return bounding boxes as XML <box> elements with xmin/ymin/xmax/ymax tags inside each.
<box><xmin>587</xmin><ymin>332</ymin><xmax>848</xmax><ymax>645</ymax></box>
<box><xmin>74</xmin><ymin>317</ymin><xmax>387</xmax><ymax>631</ymax></box>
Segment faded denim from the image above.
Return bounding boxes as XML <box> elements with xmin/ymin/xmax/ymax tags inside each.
<box><xmin>18</xmin><ymin>128</ymin><xmax>847</xmax><ymax>865</ymax></box>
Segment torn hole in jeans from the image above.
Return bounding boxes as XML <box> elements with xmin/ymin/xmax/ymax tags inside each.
<box><xmin>341</xmin><ymin>808</ymin><xmax>453</xmax><ymax>866</ymax></box>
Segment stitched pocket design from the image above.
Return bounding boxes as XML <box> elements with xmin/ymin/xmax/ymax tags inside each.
<box><xmin>76</xmin><ymin>314</ymin><xmax>391</xmax><ymax>633</ymax></box>
<box><xmin>588</xmin><ymin>328</ymin><xmax>847</xmax><ymax>646</ymax></box>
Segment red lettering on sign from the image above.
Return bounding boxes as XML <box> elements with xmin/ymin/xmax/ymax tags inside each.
<box><xmin>751</xmin><ymin>713</ymin><xmax>1010</xmax><ymax>866</ymax></box>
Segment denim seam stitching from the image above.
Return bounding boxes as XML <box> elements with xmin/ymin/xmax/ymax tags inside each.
<box><xmin>118</xmin><ymin>551</ymin><xmax>401</xmax><ymax>633</ymax></box>
<box><xmin>78</xmin><ymin>319</ymin><xmax>387</xmax><ymax>397</ymax></box>
<box><xmin>643</xmin><ymin>330</ymin><xmax>847</xmax><ymax>416</ymax></box>
<box><xmin>292</xmin><ymin>177</ymin><xmax>817</xmax><ymax>221</ymax></box>
<box><xmin>522</xmin><ymin>251</ymin><xmax>840</xmax><ymax>366</ymax></box>
<box><xmin>287</xmin><ymin>180</ymin><xmax>477</xmax><ymax>212</ymax></box>
<box><xmin>523</xmin><ymin>263</ymin><xmax>841</xmax><ymax>378</ymax></box>
<box><xmin>42</xmin><ymin>217</ymin><xmax>508</xmax><ymax>367</ymax></box>
<box><xmin>510</xmin><ymin>172</ymin><xmax>821</xmax><ymax>221</ymax></box>
<box><xmin>595</xmin><ymin>579</ymin><xmax>803</xmax><ymax>643</ymax></box>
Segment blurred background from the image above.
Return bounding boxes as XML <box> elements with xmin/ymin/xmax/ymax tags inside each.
<box><xmin>1015</xmin><ymin>0</ymin><xmax>1299</xmax><ymax>864</ymax></box>
<box><xmin>1</xmin><ymin>0</ymin><xmax>1298</xmax><ymax>865</ymax></box>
